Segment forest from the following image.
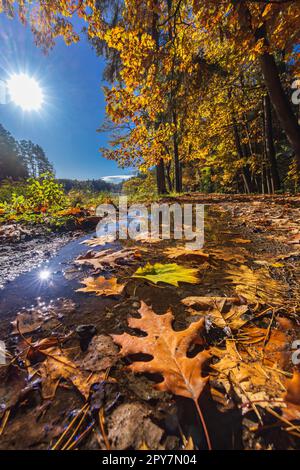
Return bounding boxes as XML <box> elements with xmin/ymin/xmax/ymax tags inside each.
<box><xmin>0</xmin><ymin>123</ymin><xmax>53</xmax><ymax>180</ymax></box>
<box><xmin>0</xmin><ymin>0</ymin><xmax>300</xmax><ymax>459</ymax></box>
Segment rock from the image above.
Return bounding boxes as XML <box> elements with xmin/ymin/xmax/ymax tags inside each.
<box><xmin>76</xmin><ymin>324</ymin><xmax>98</xmax><ymax>351</ymax></box>
<box><xmin>107</xmin><ymin>402</ymin><xmax>164</xmax><ymax>450</ymax></box>
<box><xmin>81</xmin><ymin>335</ymin><xmax>118</xmax><ymax>371</ymax></box>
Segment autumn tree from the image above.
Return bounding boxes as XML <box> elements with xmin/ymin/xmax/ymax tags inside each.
<box><xmin>2</xmin><ymin>0</ymin><xmax>300</xmax><ymax>193</ymax></box>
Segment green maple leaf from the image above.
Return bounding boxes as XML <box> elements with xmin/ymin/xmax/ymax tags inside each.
<box><xmin>132</xmin><ymin>263</ymin><xmax>199</xmax><ymax>287</ymax></box>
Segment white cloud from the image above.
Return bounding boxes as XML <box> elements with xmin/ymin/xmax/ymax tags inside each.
<box><xmin>101</xmin><ymin>175</ymin><xmax>134</xmax><ymax>184</ymax></box>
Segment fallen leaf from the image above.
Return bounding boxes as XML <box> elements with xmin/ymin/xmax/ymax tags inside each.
<box><xmin>223</xmin><ymin>264</ymin><xmax>286</xmax><ymax>303</ymax></box>
<box><xmin>181</xmin><ymin>296</ymin><xmax>249</xmax><ymax>330</ymax></box>
<box><xmin>288</xmin><ymin>234</ymin><xmax>300</xmax><ymax>245</ymax></box>
<box><xmin>76</xmin><ymin>248</ymin><xmax>141</xmax><ymax>271</ymax></box>
<box><xmin>81</xmin><ymin>235</ymin><xmax>116</xmax><ymax>247</ymax></box>
<box><xmin>208</xmin><ymin>248</ymin><xmax>247</xmax><ymax>264</ymax></box>
<box><xmin>11</xmin><ymin>310</ymin><xmax>43</xmax><ymax>335</ymax></box>
<box><xmin>77</xmin><ymin>276</ymin><xmax>124</xmax><ymax>297</ymax></box>
<box><xmin>164</xmin><ymin>247</ymin><xmax>210</xmax><ymax>263</ymax></box>
<box><xmin>134</xmin><ymin>233</ymin><xmax>162</xmax><ymax>244</ymax></box>
<box><xmin>211</xmin><ymin>341</ymin><xmax>285</xmax><ymax>409</ymax></box>
<box><xmin>11</xmin><ymin>299</ymin><xmax>75</xmax><ymax>335</ymax></box>
<box><xmin>112</xmin><ymin>302</ymin><xmax>210</xmax><ymax>400</ymax></box>
<box><xmin>34</xmin><ymin>347</ymin><xmax>107</xmax><ymax>400</ymax></box>
<box><xmin>231</xmin><ymin>238</ymin><xmax>252</xmax><ymax>244</ymax></box>
<box><xmin>283</xmin><ymin>371</ymin><xmax>300</xmax><ymax>421</ymax></box>
<box><xmin>132</xmin><ymin>263</ymin><xmax>199</xmax><ymax>287</ymax></box>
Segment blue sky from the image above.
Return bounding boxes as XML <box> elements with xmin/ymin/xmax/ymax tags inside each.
<box><xmin>0</xmin><ymin>15</ymin><xmax>132</xmax><ymax>181</ymax></box>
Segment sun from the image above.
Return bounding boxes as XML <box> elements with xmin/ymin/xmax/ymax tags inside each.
<box><xmin>7</xmin><ymin>73</ymin><xmax>44</xmax><ymax>111</ymax></box>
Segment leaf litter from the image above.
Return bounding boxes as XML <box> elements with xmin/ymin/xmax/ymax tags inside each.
<box><xmin>1</xmin><ymin>198</ymin><xmax>300</xmax><ymax>450</ymax></box>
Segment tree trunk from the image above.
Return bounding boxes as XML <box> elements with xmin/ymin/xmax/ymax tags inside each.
<box><xmin>156</xmin><ymin>159</ymin><xmax>167</xmax><ymax>195</ymax></box>
<box><xmin>232</xmin><ymin>118</ymin><xmax>254</xmax><ymax>193</ymax></box>
<box><xmin>173</xmin><ymin>111</ymin><xmax>182</xmax><ymax>193</ymax></box>
<box><xmin>166</xmin><ymin>162</ymin><xmax>173</xmax><ymax>192</ymax></box>
<box><xmin>263</xmin><ymin>94</ymin><xmax>281</xmax><ymax>191</ymax></box>
<box><xmin>237</xmin><ymin>3</ymin><xmax>300</xmax><ymax>179</ymax></box>
<box><xmin>152</xmin><ymin>1</ymin><xmax>167</xmax><ymax>195</ymax></box>
<box><xmin>260</xmin><ymin>52</ymin><xmax>300</xmax><ymax>174</ymax></box>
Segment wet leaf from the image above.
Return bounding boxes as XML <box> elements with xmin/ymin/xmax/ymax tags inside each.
<box><xmin>34</xmin><ymin>347</ymin><xmax>108</xmax><ymax>400</ymax></box>
<box><xmin>11</xmin><ymin>310</ymin><xmax>43</xmax><ymax>335</ymax></box>
<box><xmin>230</xmin><ymin>238</ymin><xmax>252</xmax><ymax>245</ymax></box>
<box><xmin>181</xmin><ymin>296</ymin><xmax>249</xmax><ymax>330</ymax></box>
<box><xmin>283</xmin><ymin>371</ymin><xmax>300</xmax><ymax>421</ymax></box>
<box><xmin>223</xmin><ymin>264</ymin><xmax>286</xmax><ymax>303</ymax></box>
<box><xmin>76</xmin><ymin>248</ymin><xmax>141</xmax><ymax>271</ymax></box>
<box><xmin>135</xmin><ymin>233</ymin><xmax>162</xmax><ymax>244</ymax></box>
<box><xmin>112</xmin><ymin>302</ymin><xmax>210</xmax><ymax>400</ymax></box>
<box><xmin>77</xmin><ymin>276</ymin><xmax>124</xmax><ymax>297</ymax></box>
<box><xmin>132</xmin><ymin>263</ymin><xmax>199</xmax><ymax>287</ymax></box>
<box><xmin>81</xmin><ymin>235</ymin><xmax>116</xmax><ymax>247</ymax></box>
<box><xmin>164</xmin><ymin>247</ymin><xmax>210</xmax><ymax>263</ymax></box>
<box><xmin>11</xmin><ymin>299</ymin><xmax>75</xmax><ymax>336</ymax></box>
<box><xmin>211</xmin><ymin>340</ymin><xmax>285</xmax><ymax>409</ymax></box>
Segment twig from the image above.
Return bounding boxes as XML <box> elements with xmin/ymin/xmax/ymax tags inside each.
<box><xmin>66</xmin><ymin>423</ymin><xmax>94</xmax><ymax>450</ymax></box>
<box><xmin>99</xmin><ymin>408</ymin><xmax>110</xmax><ymax>450</ymax></box>
<box><xmin>61</xmin><ymin>406</ymin><xmax>90</xmax><ymax>450</ymax></box>
<box><xmin>266</xmin><ymin>407</ymin><xmax>300</xmax><ymax>434</ymax></box>
<box><xmin>0</xmin><ymin>410</ymin><xmax>10</xmax><ymax>436</ymax></box>
<box><xmin>51</xmin><ymin>403</ymin><xmax>89</xmax><ymax>450</ymax></box>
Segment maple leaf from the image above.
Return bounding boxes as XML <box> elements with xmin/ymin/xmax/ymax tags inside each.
<box><xmin>77</xmin><ymin>276</ymin><xmax>124</xmax><ymax>297</ymax></box>
<box><xmin>112</xmin><ymin>302</ymin><xmax>211</xmax><ymax>448</ymax></box>
<box><xmin>132</xmin><ymin>263</ymin><xmax>199</xmax><ymax>286</ymax></box>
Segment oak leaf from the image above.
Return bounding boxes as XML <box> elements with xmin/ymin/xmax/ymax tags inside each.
<box><xmin>81</xmin><ymin>235</ymin><xmax>116</xmax><ymax>247</ymax></box>
<box><xmin>211</xmin><ymin>340</ymin><xmax>285</xmax><ymax>409</ymax></box>
<box><xmin>164</xmin><ymin>247</ymin><xmax>210</xmax><ymax>263</ymax></box>
<box><xmin>76</xmin><ymin>248</ymin><xmax>141</xmax><ymax>271</ymax></box>
<box><xmin>181</xmin><ymin>296</ymin><xmax>249</xmax><ymax>330</ymax></box>
<box><xmin>112</xmin><ymin>301</ymin><xmax>210</xmax><ymax>401</ymax></box>
<box><xmin>77</xmin><ymin>276</ymin><xmax>124</xmax><ymax>297</ymax></box>
<box><xmin>36</xmin><ymin>347</ymin><xmax>107</xmax><ymax>400</ymax></box>
<box><xmin>283</xmin><ymin>371</ymin><xmax>300</xmax><ymax>421</ymax></box>
<box><xmin>132</xmin><ymin>263</ymin><xmax>199</xmax><ymax>287</ymax></box>
<box><xmin>135</xmin><ymin>232</ymin><xmax>162</xmax><ymax>244</ymax></box>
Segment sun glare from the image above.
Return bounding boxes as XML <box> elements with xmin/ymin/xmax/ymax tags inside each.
<box><xmin>7</xmin><ymin>73</ymin><xmax>44</xmax><ymax>111</ymax></box>
<box><xmin>39</xmin><ymin>269</ymin><xmax>51</xmax><ymax>281</ymax></box>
